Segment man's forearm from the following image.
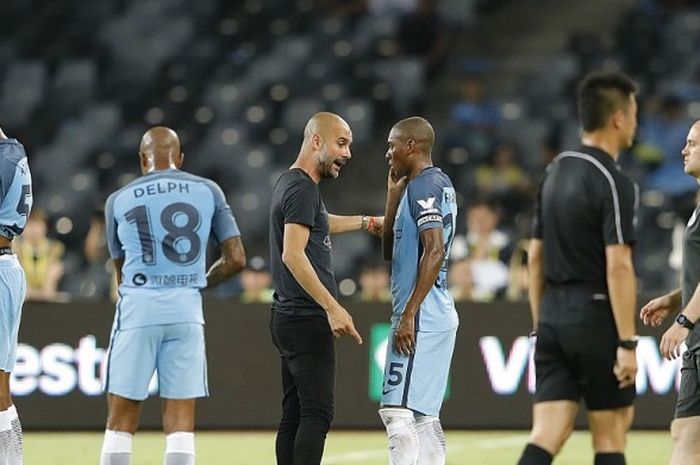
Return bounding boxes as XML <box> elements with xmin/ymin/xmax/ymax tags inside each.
<box><xmin>328</xmin><ymin>214</ymin><xmax>362</xmax><ymax>234</ymax></box>
<box><xmin>284</xmin><ymin>250</ymin><xmax>338</xmax><ymax>312</ymax></box>
<box><xmin>527</xmin><ymin>240</ymin><xmax>544</xmax><ymax>330</ymax></box>
<box><xmin>607</xmin><ymin>263</ymin><xmax>637</xmax><ymax>340</ymax></box>
<box><xmin>206</xmin><ymin>257</ymin><xmax>242</xmax><ymax>288</ymax></box>
<box><xmin>382</xmin><ymin>194</ymin><xmax>401</xmax><ymax>261</ymax></box>
<box><xmin>528</xmin><ymin>261</ymin><xmax>544</xmax><ymax>330</ymax></box>
<box><xmin>403</xmin><ymin>246</ymin><xmax>443</xmax><ymax>320</ymax></box>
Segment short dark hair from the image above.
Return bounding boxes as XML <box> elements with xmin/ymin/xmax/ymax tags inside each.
<box><xmin>577</xmin><ymin>71</ymin><xmax>637</xmax><ymax>131</ymax></box>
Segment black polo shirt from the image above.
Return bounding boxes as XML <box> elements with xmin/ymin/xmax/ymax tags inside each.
<box><xmin>532</xmin><ymin>145</ymin><xmax>638</xmax><ymax>289</ymax></box>
<box><xmin>269</xmin><ymin>168</ymin><xmax>337</xmax><ymax>316</ymax></box>
<box><xmin>682</xmin><ymin>204</ymin><xmax>700</xmax><ymax>351</ymax></box>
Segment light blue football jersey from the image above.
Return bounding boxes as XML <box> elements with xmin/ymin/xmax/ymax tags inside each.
<box><xmin>105</xmin><ymin>169</ymin><xmax>239</xmax><ymax>328</ymax></box>
<box><xmin>391</xmin><ymin>167</ymin><xmax>458</xmax><ymax>332</ymax></box>
<box><xmin>0</xmin><ymin>139</ymin><xmax>32</xmax><ymax>239</ymax></box>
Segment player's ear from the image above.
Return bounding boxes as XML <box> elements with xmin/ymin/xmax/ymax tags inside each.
<box><xmin>177</xmin><ymin>152</ymin><xmax>185</xmax><ymax>168</ymax></box>
<box><xmin>139</xmin><ymin>152</ymin><xmax>148</xmax><ymax>173</ymax></box>
<box><xmin>311</xmin><ymin>134</ymin><xmax>323</xmax><ymax>150</ymax></box>
<box><xmin>611</xmin><ymin>109</ymin><xmax>624</xmax><ymax>130</ymax></box>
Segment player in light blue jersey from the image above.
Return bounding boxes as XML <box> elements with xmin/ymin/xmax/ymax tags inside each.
<box><xmin>0</xmin><ymin>127</ymin><xmax>32</xmax><ymax>465</ymax></box>
<box><xmin>99</xmin><ymin>127</ymin><xmax>246</xmax><ymax>465</ymax></box>
<box><xmin>379</xmin><ymin>117</ymin><xmax>458</xmax><ymax>465</ymax></box>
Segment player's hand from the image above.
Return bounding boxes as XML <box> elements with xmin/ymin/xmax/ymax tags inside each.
<box><xmin>640</xmin><ymin>294</ymin><xmax>677</xmax><ymax>327</ymax></box>
<box><xmin>0</xmin><ymin>127</ymin><xmax>7</xmax><ymax>139</ymax></box>
<box><xmin>613</xmin><ymin>347</ymin><xmax>637</xmax><ymax>388</ymax></box>
<box><xmin>660</xmin><ymin>324</ymin><xmax>689</xmax><ymax>360</ymax></box>
<box><xmin>327</xmin><ymin>305</ymin><xmax>362</xmax><ymax>344</ymax></box>
<box><xmin>387</xmin><ymin>170</ymin><xmax>408</xmax><ymax>196</ymax></box>
<box><xmin>367</xmin><ymin>216</ymin><xmax>384</xmax><ymax>236</ymax></box>
<box><xmin>394</xmin><ymin>313</ymin><xmax>416</xmax><ymax>356</ymax></box>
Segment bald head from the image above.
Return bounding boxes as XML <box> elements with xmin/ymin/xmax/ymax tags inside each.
<box><xmin>139</xmin><ymin>126</ymin><xmax>183</xmax><ymax>173</ymax></box>
<box><xmin>391</xmin><ymin>116</ymin><xmax>435</xmax><ymax>152</ymax></box>
<box><xmin>303</xmin><ymin>112</ymin><xmax>351</xmax><ymax>142</ymax></box>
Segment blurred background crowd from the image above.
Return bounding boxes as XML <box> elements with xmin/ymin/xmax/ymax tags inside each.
<box><xmin>2</xmin><ymin>0</ymin><xmax>700</xmax><ymax>303</ymax></box>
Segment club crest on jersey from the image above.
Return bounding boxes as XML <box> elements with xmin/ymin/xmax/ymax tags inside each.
<box><xmin>416</xmin><ymin>197</ymin><xmax>439</xmax><ymax>215</ymax></box>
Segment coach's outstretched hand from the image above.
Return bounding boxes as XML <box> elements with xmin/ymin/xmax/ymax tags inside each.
<box><xmin>328</xmin><ymin>304</ymin><xmax>362</xmax><ymax>344</ymax></box>
<box><xmin>640</xmin><ymin>292</ymin><xmax>680</xmax><ymax>327</ymax></box>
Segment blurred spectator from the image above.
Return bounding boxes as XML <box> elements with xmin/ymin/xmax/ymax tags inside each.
<box><xmin>79</xmin><ymin>209</ymin><xmax>117</xmax><ymax>300</ymax></box>
<box><xmin>450</xmin><ymin>200</ymin><xmax>511</xmax><ymax>300</ymax></box>
<box><xmin>397</xmin><ymin>0</ymin><xmax>448</xmax><ymax>81</ymax></box>
<box><xmin>357</xmin><ymin>261</ymin><xmax>391</xmax><ymax>302</ymax></box>
<box><xmin>446</xmin><ymin>75</ymin><xmax>501</xmax><ymax>160</ymax></box>
<box><xmin>240</xmin><ymin>256</ymin><xmax>274</xmax><ymax>304</ymax></box>
<box><xmin>451</xmin><ymin>199</ymin><xmax>512</xmax><ymax>262</ymax></box>
<box><xmin>15</xmin><ymin>210</ymin><xmax>68</xmax><ymax>302</ymax></box>
<box><xmin>506</xmin><ymin>238</ymin><xmax>530</xmax><ymax>302</ymax></box>
<box><xmin>635</xmin><ymin>95</ymin><xmax>696</xmax><ymax>197</ymax></box>
<box><xmin>474</xmin><ymin>142</ymin><xmax>533</xmax><ymax>220</ymax></box>
<box><xmin>448</xmin><ymin>258</ymin><xmax>474</xmax><ymax>302</ymax></box>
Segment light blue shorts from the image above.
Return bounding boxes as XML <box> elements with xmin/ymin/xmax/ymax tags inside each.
<box><xmin>0</xmin><ymin>256</ymin><xmax>26</xmax><ymax>372</ymax></box>
<box><xmin>380</xmin><ymin>328</ymin><xmax>457</xmax><ymax>416</ymax></box>
<box><xmin>105</xmin><ymin>323</ymin><xmax>208</xmax><ymax>401</ymax></box>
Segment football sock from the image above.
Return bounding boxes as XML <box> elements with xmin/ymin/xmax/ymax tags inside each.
<box><xmin>100</xmin><ymin>429</ymin><xmax>133</xmax><ymax>465</ymax></box>
<box><xmin>164</xmin><ymin>432</ymin><xmax>195</xmax><ymax>465</ymax></box>
<box><xmin>414</xmin><ymin>415</ymin><xmax>446</xmax><ymax>465</ymax></box>
<box><xmin>0</xmin><ymin>405</ymin><xmax>22</xmax><ymax>465</ymax></box>
<box><xmin>379</xmin><ymin>408</ymin><xmax>419</xmax><ymax>465</ymax></box>
<box><xmin>517</xmin><ymin>443</ymin><xmax>553</xmax><ymax>465</ymax></box>
<box><xmin>594</xmin><ymin>452</ymin><xmax>625</xmax><ymax>465</ymax></box>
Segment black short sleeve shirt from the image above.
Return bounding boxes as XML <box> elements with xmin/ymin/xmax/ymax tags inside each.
<box><xmin>532</xmin><ymin>146</ymin><xmax>638</xmax><ymax>288</ymax></box>
<box><xmin>269</xmin><ymin>169</ymin><xmax>337</xmax><ymax>315</ymax></box>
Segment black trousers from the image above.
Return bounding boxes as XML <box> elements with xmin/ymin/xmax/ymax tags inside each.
<box><xmin>270</xmin><ymin>311</ymin><xmax>335</xmax><ymax>465</ymax></box>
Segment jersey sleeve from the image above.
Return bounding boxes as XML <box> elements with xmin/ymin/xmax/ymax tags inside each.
<box><xmin>407</xmin><ymin>176</ymin><xmax>444</xmax><ymax>232</ymax></box>
<box><xmin>104</xmin><ymin>193</ymin><xmax>124</xmax><ymax>259</ymax></box>
<box><xmin>0</xmin><ymin>140</ymin><xmax>25</xmax><ymax>204</ymax></box>
<box><xmin>602</xmin><ymin>174</ymin><xmax>638</xmax><ymax>246</ymax></box>
<box><xmin>282</xmin><ymin>178</ymin><xmax>318</xmax><ymax>228</ymax></box>
<box><xmin>207</xmin><ymin>180</ymin><xmax>241</xmax><ymax>243</ymax></box>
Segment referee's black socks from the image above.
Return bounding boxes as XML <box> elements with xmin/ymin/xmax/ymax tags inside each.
<box><xmin>594</xmin><ymin>452</ymin><xmax>625</xmax><ymax>465</ymax></box>
<box><xmin>517</xmin><ymin>443</ymin><xmax>552</xmax><ymax>465</ymax></box>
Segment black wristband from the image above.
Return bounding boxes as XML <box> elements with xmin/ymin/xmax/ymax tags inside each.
<box><xmin>676</xmin><ymin>313</ymin><xmax>696</xmax><ymax>330</ymax></box>
<box><xmin>618</xmin><ymin>336</ymin><xmax>639</xmax><ymax>350</ymax></box>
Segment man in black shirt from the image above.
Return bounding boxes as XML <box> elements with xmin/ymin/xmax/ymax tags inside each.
<box><xmin>641</xmin><ymin>120</ymin><xmax>700</xmax><ymax>465</ymax></box>
<box><xmin>269</xmin><ymin>111</ymin><xmax>382</xmax><ymax>465</ymax></box>
<box><xmin>516</xmin><ymin>72</ymin><xmax>640</xmax><ymax>465</ymax></box>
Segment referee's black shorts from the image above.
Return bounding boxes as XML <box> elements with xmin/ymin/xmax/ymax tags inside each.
<box><xmin>534</xmin><ymin>285</ymin><xmax>636</xmax><ymax>410</ymax></box>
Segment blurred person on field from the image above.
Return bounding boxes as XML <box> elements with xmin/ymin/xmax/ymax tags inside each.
<box><xmin>357</xmin><ymin>261</ymin><xmax>391</xmax><ymax>303</ymax></box>
<box><xmin>240</xmin><ymin>256</ymin><xmax>273</xmax><ymax>304</ymax></box>
<box><xmin>15</xmin><ymin>209</ymin><xmax>66</xmax><ymax>302</ymax></box>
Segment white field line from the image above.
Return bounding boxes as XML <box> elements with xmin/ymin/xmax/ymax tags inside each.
<box><xmin>322</xmin><ymin>436</ymin><xmax>525</xmax><ymax>464</ymax></box>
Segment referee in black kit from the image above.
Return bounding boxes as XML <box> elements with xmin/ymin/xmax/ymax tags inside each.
<box><xmin>516</xmin><ymin>72</ymin><xmax>640</xmax><ymax>465</ymax></box>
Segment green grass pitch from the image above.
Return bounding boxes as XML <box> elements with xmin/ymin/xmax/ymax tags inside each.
<box><xmin>25</xmin><ymin>430</ymin><xmax>671</xmax><ymax>464</ymax></box>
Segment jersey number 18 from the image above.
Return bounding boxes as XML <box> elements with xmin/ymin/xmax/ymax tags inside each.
<box><xmin>125</xmin><ymin>202</ymin><xmax>202</xmax><ymax>266</ymax></box>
